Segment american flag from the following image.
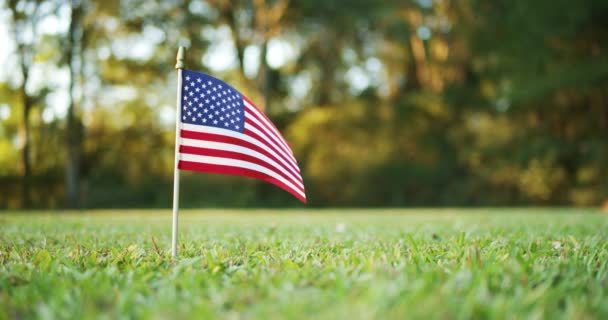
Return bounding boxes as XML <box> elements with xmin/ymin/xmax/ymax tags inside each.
<box><xmin>177</xmin><ymin>69</ymin><xmax>306</xmax><ymax>203</ymax></box>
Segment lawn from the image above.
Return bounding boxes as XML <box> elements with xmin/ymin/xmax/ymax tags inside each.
<box><xmin>1</xmin><ymin>209</ymin><xmax>607</xmax><ymax>319</ymax></box>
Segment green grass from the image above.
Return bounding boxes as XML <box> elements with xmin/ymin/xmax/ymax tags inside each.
<box><xmin>1</xmin><ymin>209</ymin><xmax>607</xmax><ymax>319</ymax></box>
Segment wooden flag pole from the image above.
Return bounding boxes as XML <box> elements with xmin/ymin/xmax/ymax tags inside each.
<box><xmin>172</xmin><ymin>46</ymin><xmax>185</xmax><ymax>258</ymax></box>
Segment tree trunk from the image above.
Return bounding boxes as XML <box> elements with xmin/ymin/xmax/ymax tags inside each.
<box><xmin>8</xmin><ymin>0</ymin><xmax>47</xmax><ymax>209</ymax></box>
<box><xmin>16</xmin><ymin>40</ymin><xmax>32</xmax><ymax>208</ymax></box>
<box><xmin>317</xmin><ymin>47</ymin><xmax>333</xmax><ymax>105</ymax></box>
<box><xmin>222</xmin><ymin>3</ymin><xmax>247</xmax><ymax>77</ymax></box>
<box><xmin>315</xmin><ymin>31</ymin><xmax>335</xmax><ymax>106</ymax></box>
<box><xmin>65</xmin><ymin>1</ymin><xmax>82</xmax><ymax>208</ymax></box>
<box><xmin>258</xmin><ymin>40</ymin><xmax>272</xmax><ymax>113</ymax></box>
<box><xmin>20</xmin><ymin>85</ymin><xmax>31</xmax><ymax>208</ymax></box>
<box><xmin>408</xmin><ymin>34</ymin><xmax>427</xmax><ymax>89</ymax></box>
<box><xmin>65</xmin><ymin>85</ymin><xmax>80</xmax><ymax>208</ymax></box>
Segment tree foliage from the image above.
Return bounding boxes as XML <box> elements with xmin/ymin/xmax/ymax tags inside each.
<box><xmin>0</xmin><ymin>0</ymin><xmax>606</xmax><ymax>208</ymax></box>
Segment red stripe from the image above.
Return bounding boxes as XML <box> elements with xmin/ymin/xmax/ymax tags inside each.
<box><xmin>179</xmin><ymin>160</ymin><xmax>306</xmax><ymax>203</ymax></box>
<box><xmin>243</xmin><ymin>96</ymin><xmax>295</xmax><ymax>156</ymax></box>
<box><xmin>181</xmin><ymin>129</ymin><xmax>303</xmax><ymax>183</ymax></box>
<box><xmin>244</xmin><ymin>123</ymin><xmax>300</xmax><ymax>174</ymax></box>
<box><xmin>179</xmin><ymin>145</ymin><xmax>304</xmax><ymax>193</ymax></box>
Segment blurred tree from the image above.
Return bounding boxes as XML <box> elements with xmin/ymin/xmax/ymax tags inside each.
<box><xmin>0</xmin><ymin>0</ymin><xmax>606</xmax><ymax>208</ymax></box>
<box><xmin>212</xmin><ymin>0</ymin><xmax>289</xmax><ymax>112</ymax></box>
<box><xmin>5</xmin><ymin>0</ymin><xmax>61</xmax><ymax>207</ymax></box>
<box><xmin>63</xmin><ymin>0</ymin><xmax>85</xmax><ymax>208</ymax></box>
<box><xmin>462</xmin><ymin>0</ymin><xmax>608</xmax><ymax>205</ymax></box>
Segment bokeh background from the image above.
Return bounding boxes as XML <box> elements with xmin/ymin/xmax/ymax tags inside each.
<box><xmin>0</xmin><ymin>0</ymin><xmax>607</xmax><ymax>209</ymax></box>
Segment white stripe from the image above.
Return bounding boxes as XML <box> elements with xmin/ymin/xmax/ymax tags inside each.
<box><xmin>180</xmin><ymin>153</ymin><xmax>305</xmax><ymax>198</ymax></box>
<box><xmin>180</xmin><ymin>138</ymin><xmax>304</xmax><ymax>189</ymax></box>
<box><xmin>181</xmin><ymin>123</ymin><xmax>302</xmax><ymax>180</ymax></box>
<box><xmin>244</xmin><ymin>118</ymin><xmax>301</xmax><ymax>173</ymax></box>
<box><xmin>244</xmin><ymin>101</ymin><xmax>295</xmax><ymax>158</ymax></box>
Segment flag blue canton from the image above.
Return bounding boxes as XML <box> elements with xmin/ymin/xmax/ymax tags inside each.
<box><xmin>180</xmin><ymin>70</ymin><xmax>245</xmax><ymax>133</ymax></box>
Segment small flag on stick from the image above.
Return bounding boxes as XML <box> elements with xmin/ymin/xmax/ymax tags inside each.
<box><xmin>171</xmin><ymin>47</ymin><xmax>306</xmax><ymax>257</ymax></box>
<box><xmin>177</xmin><ymin>69</ymin><xmax>306</xmax><ymax>203</ymax></box>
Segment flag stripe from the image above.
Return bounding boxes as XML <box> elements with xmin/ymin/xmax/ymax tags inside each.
<box><xmin>180</xmin><ymin>145</ymin><xmax>304</xmax><ymax>193</ymax></box>
<box><xmin>243</xmin><ymin>99</ymin><xmax>295</xmax><ymax>158</ymax></box>
<box><xmin>178</xmin><ymin>154</ymin><xmax>305</xmax><ymax>199</ymax></box>
<box><xmin>179</xmin><ymin>139</ymin><xmax>304</xmax><ymax>190</ymax></box>
<box><xmin>181</xmin><ymin>123</ymin><xmax>302</xmax><ymax>181</ymax></box>
<box><xmin>179</xmin><ymin>160</ymin><xmax>306</xmax><ymax>203</ymax></box>
<box><xmin>244</xmin><ymin>118</ymin><xmax>300</xmax><ymax>172</ymax></box>
<box><xmin>181</xmin><ymin>129</ymin><xmax>302</xmax><ymax>184</ymax></box>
